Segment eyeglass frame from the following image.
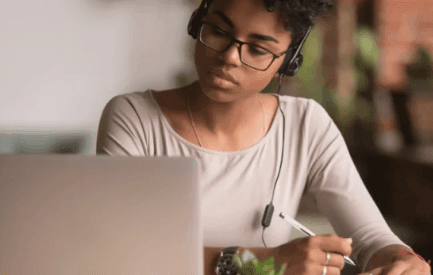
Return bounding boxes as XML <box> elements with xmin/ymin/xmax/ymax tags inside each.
<box><xmin>199</xmin><ymin>21</ymin><xmax>295</xmax><ymax>71</ymax></box>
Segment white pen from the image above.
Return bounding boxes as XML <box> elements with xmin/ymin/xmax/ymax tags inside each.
<box><xmin>279</xmin><ymin>212</ymin><xmax>356</xmax><ymax>266</ymax></box>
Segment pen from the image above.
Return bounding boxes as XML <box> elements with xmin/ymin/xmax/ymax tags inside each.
<box><xmin>279</xmin><ymin>212</ymin><xmax>356</xmax><ymax>267</ymax></box>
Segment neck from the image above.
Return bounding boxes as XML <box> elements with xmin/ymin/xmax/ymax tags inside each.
<box><xmin>184</xmin><ymin>81</ymin><xmax>265</xmax><ymax>138</ymax></box>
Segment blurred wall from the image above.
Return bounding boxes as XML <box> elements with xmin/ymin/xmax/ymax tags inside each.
<box><xmin>373</xmin><ymin>0</ymin><xmax>433</xmax><ymax>150</ymax></box>
<box><xmin>377</xmin><ymin>0</ymin><xmax>433</xmax><ymax>89</ymax></box>
<box><xmin>0</xmin><ymin>0</ymin><xmax>197</xmax><ymax>155</ymax></box>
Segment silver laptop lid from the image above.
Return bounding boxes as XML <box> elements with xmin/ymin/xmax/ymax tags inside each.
<box><xmin>0</xmin><ymin>154</ymin><xmax>202</xmax><ymax>275</ymax></box>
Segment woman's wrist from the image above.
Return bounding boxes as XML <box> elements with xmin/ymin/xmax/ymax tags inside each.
<box><xmin>393</xmin><ymin>249</ymin><xmax>431</xmax><ymax>265</ymax></box>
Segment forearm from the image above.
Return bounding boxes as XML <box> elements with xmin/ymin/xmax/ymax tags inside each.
<box><xmin>364</xmin><ymin>244</ymin><xmax>411</xmax><ymax>272</ymax></box>
<box><xmin>204</xmin><ymin>246</ymin><xmax>273</xmax><ymax>275</ymax></box>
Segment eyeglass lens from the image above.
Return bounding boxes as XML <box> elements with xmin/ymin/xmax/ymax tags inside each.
<box><xmin>200</xmin><ymin>22</ymin><xmax>275</xmax><ymax>70</ymax></box>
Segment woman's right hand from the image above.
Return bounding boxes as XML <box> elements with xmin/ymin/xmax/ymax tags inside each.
<box><xmin>272</xmin><ymin>234</ymin><xmax>353</xmax><ymax>275</ymax></box>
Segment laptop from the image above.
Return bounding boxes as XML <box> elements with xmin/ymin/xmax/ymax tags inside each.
<box><xmin>0</xmin><ymin>154</ymin><xmax>202</xmax><ymax>275</ymax></box>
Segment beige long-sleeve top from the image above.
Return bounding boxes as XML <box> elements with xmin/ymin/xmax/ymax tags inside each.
<box><xmin>96</xmin><ymin>89</ymin><xmax>409</xmax><ymax>271</ymax></box>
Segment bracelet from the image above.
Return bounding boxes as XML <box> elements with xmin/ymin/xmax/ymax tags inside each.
<box><xmin>394</xmin><ymin>250</ymin><xmax>427</xmax><ymax>263</ymax></box>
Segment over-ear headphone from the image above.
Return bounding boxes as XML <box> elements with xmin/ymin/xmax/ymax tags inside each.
<box><xmin>187</xmin><ymin>0</ymin><xmax>209</xmax><ymax>39</ymax></box>
<box><xmin>187</xmin><ymin>0</ymin><xmax>312</xmax><ymax>77</ymax></box>
<box><xmin>277</xmin><ymin>25</ymin><xmax>311</xmax><ymax>76</ymax></box>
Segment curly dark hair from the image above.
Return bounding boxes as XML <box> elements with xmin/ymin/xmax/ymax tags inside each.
<box><xmin>205</xmin><ymin>0</ymin><xmax>334</xmax><ymax>47</ymax></box>
<box><xmin>264</xmin><ymin>0</ymin><xmax>334</xmax><ymax>45</ymax></box>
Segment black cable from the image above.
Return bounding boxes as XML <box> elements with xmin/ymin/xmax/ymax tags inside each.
<box><xmin>271</xmin><ymin>74</ymin><xmax>285</xmax><ymax>204</ymax></box>
<box><xmin>261</xmin><ymin>74</ymin><xmax>286</xmax><ymax>248</ymax></box>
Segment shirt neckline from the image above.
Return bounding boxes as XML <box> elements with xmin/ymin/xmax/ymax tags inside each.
<box><xmin>148</xmin><ymin>89</ymin><xmax>282</xmax><ymax>155</ymax></box>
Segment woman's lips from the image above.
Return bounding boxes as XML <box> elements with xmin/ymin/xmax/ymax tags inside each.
<box><xmin>207</xmin><ymin>70</ymin><xmax>237</xmax><ymax>89</ymax></box>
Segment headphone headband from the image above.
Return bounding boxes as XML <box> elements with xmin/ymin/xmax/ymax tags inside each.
<box><xmin>287</xmin><ymin>27</ymin><xmax>311</xmax><ymax>69</ymax></box>
<box><xmin>278</xmin><ymin>25</ymin><xmax>312</xmax><ymax>76</ymax></box>
<box><xmin>187</xmin><ymin>0</ymin><xmax>209</xmax><ymax>39</ymax></box>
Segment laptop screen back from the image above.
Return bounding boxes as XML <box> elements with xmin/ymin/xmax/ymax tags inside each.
<box><xmin>0</xmin><ymin>154</ymin><xmax>202</xmax><ymax>275</ymax></box>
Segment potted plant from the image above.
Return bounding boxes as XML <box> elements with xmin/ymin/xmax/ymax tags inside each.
<box><xmin>232</xmin><ymin>249</ymin><xmax>287</xmax><ymax>275</ymax></box>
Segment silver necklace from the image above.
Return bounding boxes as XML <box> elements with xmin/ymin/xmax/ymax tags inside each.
<box><xmin>187</xmin><ymin>94</ymin><xmax>266</xmax><ymax>148</ymax></box>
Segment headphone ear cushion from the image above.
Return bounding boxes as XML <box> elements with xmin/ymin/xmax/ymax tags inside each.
<box><xmin>187</xmin><ymin>9</ymin><xmax>201</xmax><ymax>39</ymax></box>
<box><xmin>285</xmin><ymin>54</ymin><xmax>304</xmax><ymax>76</ymax></box>
<box><xmin>277</xmin><ymin>54</ymin><xmax>291</xmax><ymax>76</ymax></box>
<box><xmin>292</xmin><ymin>54</ymin><xmax>304</xmax><ymax>75</ymax></box>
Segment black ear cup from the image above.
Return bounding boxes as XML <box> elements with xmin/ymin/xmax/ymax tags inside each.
<box><xmin>287</xmin><ymin>54</ymin><xmax>303</xmax><ymax>76</ymax></box>
<box><xmin>187</xmin><ymin>9</ymin><xmax>201</xmax><ymax>39</ymax></box>
<box><xmin>278</xmin><ymin>26</ymin><xmax>312</xmax><ymax>76</ymax></box>
<box><xmin>278</xmin><ymin>51</ymin><xmax>303</xmax><ymax>77</ymax></box>
<box><xmin>277</xmin><ymin>54</ymin><xmax>291</xmax><ymax>76</ymax></box>
<box><xmin>187</xmin><ymin>0</ymin><xmax>209</xmax><ymax>40</ymax></box>
<box><xmin>279</xmin><ymin>52</ymin><xmax>303</xmax><ymax>77</ymax></box>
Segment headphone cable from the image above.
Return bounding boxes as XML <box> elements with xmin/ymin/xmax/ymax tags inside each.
<box><xmin>262</xmin><ymin>74</ymin><xmax>286</xmax><ymax>248</ymax></box>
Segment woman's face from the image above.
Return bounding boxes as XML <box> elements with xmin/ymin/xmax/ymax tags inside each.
<box><xmin>194</xmin><ymin>0</ymin><xmax>292</xmax><ymax>102</ymax></box>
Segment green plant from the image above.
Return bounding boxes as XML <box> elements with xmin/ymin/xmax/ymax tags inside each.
<box><xmin>233</xmin><ymin>249</ymin><xmax>287</xmax><ymax>275</ymax></box>
<box><xmin>270</xmin><ymin>24</ymin><xmax>378</xmax><ymax>138</ymax></box>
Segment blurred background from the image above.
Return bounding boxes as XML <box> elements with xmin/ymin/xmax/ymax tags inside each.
<box><xmin>1</xmin><ymin>0</ymin><xmax>432</xmax><ymax>265</ymax></box>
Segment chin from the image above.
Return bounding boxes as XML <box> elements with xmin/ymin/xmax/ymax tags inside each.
<box><xmin>197</xmin><ymin>79</ymin><xmax>236</xmax><ymax>103</ymax></box>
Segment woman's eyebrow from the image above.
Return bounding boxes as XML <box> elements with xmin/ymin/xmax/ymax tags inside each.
<box><xmin>213</xmin><ymin>10</ymin><xmax>280</xmax><ymax>44</ymax></box>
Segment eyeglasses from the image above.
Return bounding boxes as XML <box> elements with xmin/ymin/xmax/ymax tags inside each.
<box><xmin>199</xmin><ymin>21</ymin><xmax>293</xmax><ymax>71</ymax></box>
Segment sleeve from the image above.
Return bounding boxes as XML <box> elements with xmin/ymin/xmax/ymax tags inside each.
<box><xmin>96</xmin><ymin>95</ymin><xmax>148</xmax><ymax>156</ymax></box>
<box><xmin>303</xmin><ymin>99</ymin><xmax>410</xmax><ymax>272</ymax></box>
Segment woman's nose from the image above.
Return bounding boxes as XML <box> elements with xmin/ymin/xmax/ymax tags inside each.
<box><xmin>218</xmin><ymin>42</ymin><xmax>243</xmax><ymax>66</ymax></box>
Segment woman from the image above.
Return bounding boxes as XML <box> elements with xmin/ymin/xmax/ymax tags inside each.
<box><xmin>96</xmin><ymin>0</ymin><xmax>431</xmax><ymax>274</ymax></box>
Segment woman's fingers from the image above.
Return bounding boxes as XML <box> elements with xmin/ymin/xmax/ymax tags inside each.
<box><xmin>289</xmin><ymin>264</ymin><xmax>342</xmax><ymax>275</ymax></box>
<box><xmin>359</xmin><ymin>266</ymin><xmax>383</xmax><ymax>275</ymax></box>
<box><xmin>301</xmin><ymin>234</ymin><xmax>352</xmax><ymax>269</ymax></box>
<box><xmin>300</xmin><ymin>234</ymin><xmax>352</xmax><ymax>270</ymax></box>
<box><xmin>315</xmin><ymin>234</ymin><xmax>353</xmax><ymax>256</ymax></box>
<box><xmin>276</xmin><ymin>234</ymin><xmax>355</xmax><ymax>274</ymax></box>
<box><xmin>325</xmin><ymin>265</ymin><xmax>343</xmax><ymax>275</ymax></box>
<box><xmin>315</xmin><ymin>265</ymin><xmax>341</xmax><ymax>275</ymax></box>
<box><xmin>325</xmin><ymin>252</ymin><xmax>346</xmax><ymax>270</ymax></box>
<box><xmin>305</xmin><ymin>250</ymin><xmax>346</xmax><ymax>270</ymax></box>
